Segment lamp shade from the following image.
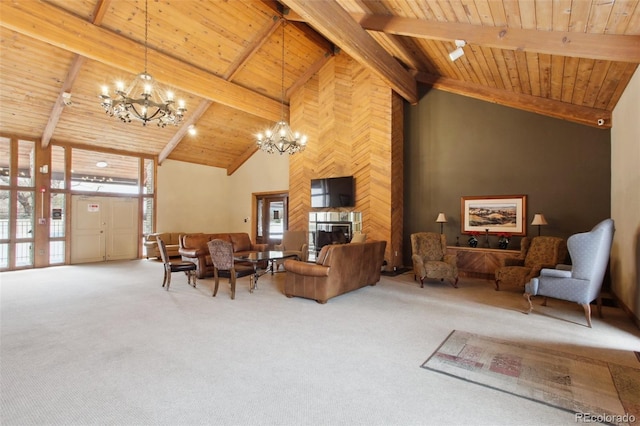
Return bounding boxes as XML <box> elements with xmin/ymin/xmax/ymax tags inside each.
<box><xmin>531</xmin><ymin>214</ymin><xmax>548</xmax><ymax>226</ymax></box>
<box><xmin>435</xmin><ymin>213</ymin><xmax>447</xmax><ymax>223</ymax></box>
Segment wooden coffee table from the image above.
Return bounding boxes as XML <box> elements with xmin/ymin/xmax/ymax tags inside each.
<box><xmin>234</xmin><ymin>251</ymin><xmax>299</xmax><ymax>292</ymax></box>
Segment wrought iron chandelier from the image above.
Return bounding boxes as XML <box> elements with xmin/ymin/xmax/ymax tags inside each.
<box><xmin>99</xmin><ymin>0</ymin><xmax>186</xmax><ymax>127</ymax></box>
<box><xmin>256</xmin><ymin>20</ymin><xmax>307</xmax><ymax>155</ymax></box>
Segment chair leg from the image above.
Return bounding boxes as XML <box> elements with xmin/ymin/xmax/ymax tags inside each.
<box><xmin>230</xmin><ymin>274</ymin><xmax>236</xmax><ymax>300</ymax></box>
<box><xmin>494</xmin><ymin>279</ymin><xmax>500</xmax><ymax>291</ymax></box>
<box><xmin>166</xmin><ymin>269</ymin><xmax>172</xmax><ymax>290</ymax></box>
<box><xmin>596</xmin><ymin>296</ymin><xmax>603</xmax><ymax>318</ymax></box>
<box><xmin>523</xmin><ymin>293</ymin><xmax>534</xmax><ymax>314</ymax></box>
<box><xmin>420</xmin><ymin>277</ymin><xmax>424</xmax><ymax>288</ymax></box>
<box><xmin>541</xmin><ymin>297</ymin><xmax>548</xmax><ymax>307</ymax></box>
<box><xmin>581</xmin><ymin>303</ymin><xmax>593</xmax><ymax>328</ymax></box>
<box><xmin>162</xmin><ymin>268</ymin><xmax>168</xmax><ymax>288</ymax></box>
<box><xmin>212</xmin><ymin>269</ymin><xmax>220</xmax><ymax>297</ymax></box>
<box><xmin>449</xmin><ymin>277</ymin><xmax>459</xmax><ymax>288</ymax></box>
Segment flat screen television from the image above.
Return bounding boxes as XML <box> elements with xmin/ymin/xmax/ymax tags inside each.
<box><xmin>310</xmin><ymin>176</ymin><xmax>355</xmax><ymax>208</ymax></box>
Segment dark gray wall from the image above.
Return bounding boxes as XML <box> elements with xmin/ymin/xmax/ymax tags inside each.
<box><xmin>403</xmin><ymin>88</ymin><xmax>611</xmax><ymax>264</ymax></box>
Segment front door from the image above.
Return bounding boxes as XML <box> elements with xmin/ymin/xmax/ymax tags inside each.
<box><xmin>71</xmin><ymin>196</ymin><xmax>138</xmax><ymax>263</ymax></box>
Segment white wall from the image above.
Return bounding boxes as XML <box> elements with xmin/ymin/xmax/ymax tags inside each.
<box><xmin>611</xmin><ymin>66</ymin><xmax>640</xmax><ymax>325</ymax></box>
<box><xmin>227</xmin><ymin>150</ymin><xmax>290</xmax><ymax>233</ymax></box>
<box><xmin>156</xmin><ymin>152</ymin><xmax>289</xmax><ymax>234</ymax></box>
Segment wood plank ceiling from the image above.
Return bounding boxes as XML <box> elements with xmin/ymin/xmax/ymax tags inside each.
<box><xmin>1</xmin><ymin>0</ymin><xmax>638</xmax><ymax>176</ymax></box>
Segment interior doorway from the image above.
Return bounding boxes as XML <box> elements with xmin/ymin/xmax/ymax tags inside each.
<box><xmin>70</xmin><ymin>195</ymin><xmax>138</xmax><ymax>263</ymax></box>
<box><xmin>254</xmin><ymin>192</ymin><xmax>288</xmax><ymax>248</ymax></box>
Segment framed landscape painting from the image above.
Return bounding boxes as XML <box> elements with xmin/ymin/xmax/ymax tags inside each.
<box><xmin>461</xmin><ymin>195</ymin><xmax>527</xmax><ymax>236</ymax></box>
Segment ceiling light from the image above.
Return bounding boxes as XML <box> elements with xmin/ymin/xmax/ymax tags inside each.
<box><xmin>255</xmin><ymin>20</ymin><xmax>308</xmax><ymax>155</ymax></box>
<box><xmin>96</xmin><ymin>161</ymin><xmax>108</xmax><ymax>168</ymax></box>
<box><xmin>449</xmin><ymin>40</ymin><xmax>466</xmax><ymax>61</ymax></box>
<box><xmin>99</xmin><ymin>0</ymin><xmax>186</xmax><ymax>126</ymax></box>
<box><xmin>188</xmin><ymin>124</ymin><xmax>197</xmax><ymax>136</ymax></box>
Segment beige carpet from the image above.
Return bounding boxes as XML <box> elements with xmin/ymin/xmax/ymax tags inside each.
<box><xmin>2</xmin><ymin>260</ymin><xmax>640</xmax><ymax>426</ymax></box>
<box><xmin>422</xmin><ymin>330</ymin><xmax>640</xmax><ymax>425</ymax></box>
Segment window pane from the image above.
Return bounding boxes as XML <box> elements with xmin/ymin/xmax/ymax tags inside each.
<box><xmin>0</xmin><ymin>243</ymin><xmax>7</xmax><ymax>268</ymax></box>
<box><xmin>15</xmin><ymin>242</ymin><xmax>33</xmax><ymax>267</ymax></box>
<box><xmin>0</xmin><ymin>190</ymin><xmax>8</xmax><ymax>239</ymax></box>
<box><xmin>143</xmin><ymin>158</ymin><xmax>154</xmax><ymax>194</ymax></box>
<box><xmin>51</xmin><ymin>145</ymin><xmax>66</xmax><ymax>189</ymax></box>
<box><xmin>49</xmin><ymin>241</ymin><xmax>65</xmax><ymax>264</ymax></box>
<box><xmin>50</xmin><ymin>193</ymin><xmax>65</xmax><ymax>238</ymax></box>
<box><xmin>71</xmin><ymin>148</ymin><xmax>139</xmax><ymax>194</ymax></box>
<box><xmin>0</xmin><ymin>137</ymin><xmax>9</xmax><ymax>187</ymax></box>
<box><xmin>17</xmin><ymin>139</ymin><xmax>35</xmax><ymax>187</ymax></box>
<box><xmin>16</xmin><ymin>191</ymin><xmax>34</xmax><ymax>238</ymax></box>
<box><xmin>143</xmin><ymin>198</ymin><xmax>153</xmax><ymax>236</ymax></box>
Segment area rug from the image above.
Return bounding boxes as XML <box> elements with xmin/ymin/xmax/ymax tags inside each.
<box><xmin>421</xmin><ymin>330</ymin><xmax>640</xmax><ymax>426</ymax></box>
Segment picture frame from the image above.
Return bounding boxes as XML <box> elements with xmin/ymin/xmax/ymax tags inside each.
<box><xmin>461</xmin><ymin>195</ymin><xmax>527</xmax><ymax>236</ymax></box>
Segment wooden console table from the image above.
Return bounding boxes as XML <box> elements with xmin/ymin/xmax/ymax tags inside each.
<box><xmin>447</xmin><ymin>246</ymin><xmax>521</xmax><ymax>280</ymax></box>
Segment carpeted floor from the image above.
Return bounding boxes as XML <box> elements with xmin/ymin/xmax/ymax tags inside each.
<box><xmin>1</xmin><ymin>260</ymin><xmax>640</xmax><ymax>426</ymax></box>
<box><xmin>422</xmin><ymin>330</ymin><xmax>640</xmax><ymax>425</ymax></box>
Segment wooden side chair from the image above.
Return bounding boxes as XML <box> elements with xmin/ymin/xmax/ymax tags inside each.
<box><xmin>157</xmin><ymin>236</ymin><xmax>197</xmax><ymax>291</ymax></box>
<box><xmin>207</xmin><ymin>239</ymin><xmax>254</xmax><ymax>299</ymax></box>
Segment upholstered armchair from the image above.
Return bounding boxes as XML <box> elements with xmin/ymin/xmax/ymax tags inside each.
<box><xmin>524</xmin><ymin>219</ymin><xmax>614</xmax><ymax>327</ymax></box>
<box><xmin>410</xmin><ymin>232</ymin><xmax>458</xmax><ymax>288</ymax></box>
<box><xmin>494</xmin><ymin>236</ymin><xmax>567</xmax><ymax>291</ymax></box>
<box><xmin>274</xmin><ymin>230</ymin><xmax>308</xmax><ymax>271</ymax></box>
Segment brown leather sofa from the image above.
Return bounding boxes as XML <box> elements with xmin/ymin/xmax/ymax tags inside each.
<box><xmin>179</xmin><ymin>233</ymin><xmax>268</xmax><ymax>278</ymax></box>
<box><xmin>283</xmin><ymin>240</ymin><xmax>387</xmax><ymax>304</ymax></box>
<box><xmin>144</xmin><ymin>232</ymin><xmax>183</xmax><ymax>259</ymax></box>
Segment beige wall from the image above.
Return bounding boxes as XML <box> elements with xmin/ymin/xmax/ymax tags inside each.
<box><xmin>156</xmin><ymin>152</ymin><xmax>289</xmax><ymax>234</ymax></box>
<box><xmin>611</xmin><ymin>66</ymin><xmax>640</xmax><ymax>325</ymax></box>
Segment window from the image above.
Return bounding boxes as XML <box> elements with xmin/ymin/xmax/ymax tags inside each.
<box><xmin>71</xmin><ymin>148</ymin><xmax>139</xmax><ymax>194</ymax></box>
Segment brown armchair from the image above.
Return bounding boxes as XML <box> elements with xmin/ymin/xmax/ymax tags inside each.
<box><xmin>410</xmin><ymin>232</ymin><xmax>458</xmax><ymax>288</ymax></box>
<box><xmin>274</xmin><ymin>230</ymin><xmax>308</xmax><ymax>271</ymax></box>
<box><xmin>494</xmin><ymin>236</ymin><xmax>567</xmax><ymax>291</ymax></box>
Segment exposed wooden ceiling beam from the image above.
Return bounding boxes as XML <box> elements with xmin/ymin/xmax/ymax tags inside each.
<box><xmin>41</xmin><ymin>0</ymin><xmax>112</xmax><ymax>149</ymax></box>
<box><xmin>0</xmin><ymin>1</ymin><xmax>283</xmax><ymax>123</ymax></box>
<box><xmin>353</xmin><ymin>14</ymin><xmax>640</xmax><ymax>64</ymax></box>
<box><xmin>281</xmin><ymin>0</ymin><xmax>418</xmax><ymax>104</ymax></box>
<box><xmin>414</xmin><ymin>72</ymin><xmax>612</xmax><ymax>129</ymax></box>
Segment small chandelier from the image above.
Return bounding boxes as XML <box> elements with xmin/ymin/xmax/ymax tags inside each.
<box><xmin>256</xmin><ymin>20</ymin><xmax>307</xmax><ymax>155</ymax></box>
<box><xmin>99</xmin><ymin>0</ymin><xmax>186</xmax><ymax>127</ymax></box>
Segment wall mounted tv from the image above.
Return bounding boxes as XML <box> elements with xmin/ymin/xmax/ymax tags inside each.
<box><xmin>311</xmin><ymin>176</ymin><xmax>355</xmax><ymax>208</ymax></box>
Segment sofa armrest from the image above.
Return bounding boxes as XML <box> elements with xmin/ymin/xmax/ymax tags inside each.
<box><xmin>179</xmin><ymin>248</ymin><xmax>206</xmax><ymax>258</ymax></box>
<box><xmin>284</xmin><ymin>259</ymin><xmax>330</xmax><ymax>277</ymax></box>
<box><xmin>252</xmin><ymin>243</ymin><xmax>269</xmax><ymax>252</ymax></box>
<box><xmin>274</xmin><ymin>243</ymin><xmax>284</xmax><ymax>251</ymax></box>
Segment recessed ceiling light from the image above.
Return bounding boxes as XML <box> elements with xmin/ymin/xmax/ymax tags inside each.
<box><xmin>96</xmin><ymin>161</ymin><xmax>108</xmax><ymax>168</ymax></box>
<box><xmin>188</xmin><ymin>124</ymin><xmax>197</xmax><ymax>136</ymax></box>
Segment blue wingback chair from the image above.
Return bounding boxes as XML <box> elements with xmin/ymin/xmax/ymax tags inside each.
<box><xmin>524</xmin><ymin>219</ymin><xmax>614</xmax><ymax>327</ymax></box>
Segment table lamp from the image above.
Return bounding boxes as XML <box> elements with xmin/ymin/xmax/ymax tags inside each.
<box><xmin>531</xmin><ymin>213</ymin><xmax>548</xmax><ymax>236</ymax></box>
<box><xmin>436</xmin><ymin>213</ymin><xmax>447</xmax><ymax>234</ymax></box>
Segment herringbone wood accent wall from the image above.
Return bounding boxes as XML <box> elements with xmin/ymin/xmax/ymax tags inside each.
<box><xmin>289</xmin><ymin>54</ymin><xmax>404</xmax><ymax>268</ymax></box>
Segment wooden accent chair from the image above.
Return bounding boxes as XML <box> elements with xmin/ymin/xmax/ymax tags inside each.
<box><xmin>410</xmin><ymin>232</ymin><xmax>458</xmax><ymax>288</ymax></box>
<box><xmin>207</xmin><ymin>239</ymin><xmax>254</xmax><ymax>300</ymax></box>
<box><xmin>157</xmin><ymin>236</ymin><xmax>197</xmax><ymax>291</ymax></box>
<box><xmin>524</xmin><ymin>219</ymin><xmax>614</xmax><ymax>327</ymax></box>
<box><xmin>494</xmin><ymin>236</ymin><xmax>567</xmax><ymax>291</ymax></box>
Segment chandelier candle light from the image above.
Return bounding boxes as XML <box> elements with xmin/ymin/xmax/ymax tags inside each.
<box><xmin>256</xmin><ymin>20</ymin><xmax>307</xmax><ymax>155</ymax></box>
<box><xmin>99</xmin><ymin>0</ymin><xmax>186</xmax><ymax>126</ymax></box>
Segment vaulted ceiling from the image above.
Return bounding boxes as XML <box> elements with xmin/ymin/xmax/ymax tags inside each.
<box><xmin>1</xmin><ymin>0</ymin><xmax>638</xmax><ymax>175</ymax></box>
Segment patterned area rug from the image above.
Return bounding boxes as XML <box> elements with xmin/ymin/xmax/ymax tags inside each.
<box><xmin>422</xmin><ymin>330</ymin><xmax>640</xmax><ymax>426</ymax></box>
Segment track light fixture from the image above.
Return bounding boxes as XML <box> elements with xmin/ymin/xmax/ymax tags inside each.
<box><xmin>449</xmin><ymin>40</ymin><xmax>466</xmax><ymax>61</ymax></box>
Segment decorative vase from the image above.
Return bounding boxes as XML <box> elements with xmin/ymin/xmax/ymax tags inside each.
<box><xmin>498</xmin><ymin>237</ymin><xmax>510</xmax><ymax>249</ymax></box>
<box><xmin>468</xmin><ymin>236</ymin><xmax>478</xmax><ymax>248</ymax></box>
